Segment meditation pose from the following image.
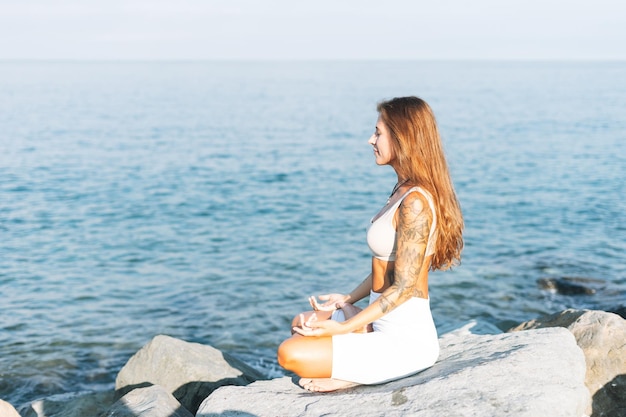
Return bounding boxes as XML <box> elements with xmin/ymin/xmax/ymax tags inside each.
<box><xmin>277</xmin><ymin>96</ymin><xmax>464</xmax><ymax>392</ymax></box>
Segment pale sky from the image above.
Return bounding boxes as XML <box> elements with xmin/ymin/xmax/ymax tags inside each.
<box><xmin>1</xmin><ymin>0</ymin><xmax>625</xmax><ymax>60</ymax></box>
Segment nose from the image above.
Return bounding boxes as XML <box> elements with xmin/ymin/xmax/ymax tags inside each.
<box><xmin>368</xmin><ymin>134</ymin><xmax>376</xmax><ymax>145</ymax></box>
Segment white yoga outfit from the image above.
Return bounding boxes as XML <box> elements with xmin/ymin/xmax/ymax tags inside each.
<box><xmin>330</xmin><ymin>187</ymin><xmax>440</xmax><ymax>385</ymax></box>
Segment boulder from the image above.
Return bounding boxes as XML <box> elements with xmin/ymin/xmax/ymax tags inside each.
<box><xmin>537</xmin><ymin>277</ymin><xmax>600</xmax><ymax>295</ymax></box>
<box><xmin>591</xmin><ymin>374</ymin><xmax>626</xmax><ymax>417</ymax></box>
<box><xmin>510</xmin><ymin>309</ymin><xmax>626</xmax><ymax>417</ymax></box>
<box><xmin>115</xmin><ymin>334</ymin><xmax>265</xmax><ymax>414</ymax></box>
<box><xmin>0</xmin><ymin>399</ymin><xmax>21</xmax><ymax>417</ymax></box>
<box><xmin>18</xmin><ymin>390</ymin><xmax>115</xmax><ymax>417</ymax></box>
<box><xmin>197</xmin><ymin>327</ymin><xmax>589</xmax><ymax>417</ymax></box>
<box><xmin>102</xmin><ymin>385</ymin><xmax>193</xmax><ymax>417</ymax></box>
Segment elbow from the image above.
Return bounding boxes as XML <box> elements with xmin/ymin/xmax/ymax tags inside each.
<box><xmin>385</xmin><ymin>285</ymin><xmax>414</xmax><ymax>307</ymax></box>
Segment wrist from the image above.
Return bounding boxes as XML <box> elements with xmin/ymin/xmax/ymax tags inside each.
<box><xmin>338</xmin><ymin>320</ymin><xmax>352</xmax><ymax>335</ymax></box>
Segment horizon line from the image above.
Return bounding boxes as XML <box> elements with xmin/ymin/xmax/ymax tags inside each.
<box><xmin>1</xmin><ymin>57</ymin><xmax>626</xmax><ymax>63</ymax></box>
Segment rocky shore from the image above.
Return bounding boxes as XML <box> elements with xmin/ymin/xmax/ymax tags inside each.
<box><xmin>3</xmin><ymin>309</ymin><xmax>624</xmax><ymax>417</ymax></box>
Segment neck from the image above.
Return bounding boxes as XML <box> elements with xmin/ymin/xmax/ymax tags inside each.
<box><xmin>388</xmin><ymin>178</ymin><xmax>410</xmax><ymax>202</ymax></box>
<box><xmin>394</xmin><ymin>169</ymin><xmax>408</xmax><ymax>184</ymax></box>
<box><xmin>395</xmin><ymin>177</ymin><xmax>410</xmax><ymax>188</ymax></box>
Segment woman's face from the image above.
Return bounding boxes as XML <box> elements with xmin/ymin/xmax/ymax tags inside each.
<box><xmin>368</xmin><ymin>117</ymin><xmax>396</xmax><ymax>167</ymax></box>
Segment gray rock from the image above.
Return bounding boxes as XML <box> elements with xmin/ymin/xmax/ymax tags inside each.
<box><xmin>102</xmin><ymin>385</ymin><xmax>193</xmax><ymax>417</ymax></box>
<box><xmin>115</xmin><ymin>334</ymin><xmax>265</xmax><ymax>414</ymax></box>
<box><xmin>591</xmin><ymin>374</ymin><xmax>626</xmax><ymax>417</ymax></box>
<box><xmin>197</xmin><ymin>327</ymin><xmax>589</xmax><ymax>417</ymax></box>
<box><xmin>18</xmin><ymin>390</ymin><xmax>115</xmax><ymax>417</ymax></box>
<box><xmin>510</xmin><ymin>309</ymin><xmax>626</xmax><ymax>417</ymax></box>
<box><xmin>537</xmin><ymin>277</ymin><xmax>601</xmax><ymax>295</ymax></box>
<box><xmin>0</xmin><ymin>399</ymin><xmax>21</xmax><ymax>417</ymax></box>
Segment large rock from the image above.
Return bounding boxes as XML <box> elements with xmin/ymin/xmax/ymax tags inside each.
<box><xmin>115</xmin><ymin>334</ymin><xmax>265</xmax><ymax>414</ymax></box>
<box><xmin>510</xmin><ymin>309</ymin><xmax>626</xmax><ymax>417</ymax></box>
<box><xmin>591</xmin><ymin>374</ymin><xmax>626</xmax><ymax>417</ymax></box>
<box><xmin>197</xmin><ymin>327</ymin><xmax>589</xmax><ymax>417</ymax></box>
<box><xmin>102</xmin><ymin>385</ymin><xmax>194</xmax><ymax>417</ymax></box>
<box><xmin>19</xmin><ymin>390</ymin><xmax>115</xmax><ymax>417</ymax></box>
<box><xmin>0</xmin><ymin>399</ymin><xmax>21</xmax><ymax>417</ymax></box>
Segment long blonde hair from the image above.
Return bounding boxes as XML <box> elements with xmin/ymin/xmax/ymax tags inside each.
<box><xmin>377</xmin><ymin>96</ymin><xmax>464</xmax><ymax>270</ymax></box>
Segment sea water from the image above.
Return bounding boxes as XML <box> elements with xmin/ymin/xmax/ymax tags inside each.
<box><xmin>1</xmin><ymin>61</ymin><xmax>625</xmax><ymax>406</ymax></box>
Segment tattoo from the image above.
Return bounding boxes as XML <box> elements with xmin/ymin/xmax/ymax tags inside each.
<box><xmin>378</xmin><ymin>193</ymin><xmax>431</xmax><ymax>314</ymax></box>
<box><xmin>379</xmin><ymin>293</ymin><xmax>393</xmax><ymax>314</ymax></box>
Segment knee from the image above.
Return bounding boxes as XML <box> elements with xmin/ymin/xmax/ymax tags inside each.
<box><xmin>290</xmin><ymin>314</ymin><xmax>301</xmax><ymax>330</ymax></box>
<box><xmin>277</xmin><ymin>338</ymin><xmax>300</xmax><ymax>372</ymax></box>
<box><xmin>277</xmin><ymin>339</ymin><xmax>293</xmax><ymax>370</ymax></box>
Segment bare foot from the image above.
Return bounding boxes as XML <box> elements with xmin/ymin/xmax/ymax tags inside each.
<box><xmin>299</xmin><ymin>378</ymin><xmax>359</xmax><ymax>392</ymax></box>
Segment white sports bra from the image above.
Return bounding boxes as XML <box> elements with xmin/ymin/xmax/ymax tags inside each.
<box><xmin>366</xmin><ymin>187</ymin><xmax>437</xmax><ymax>261</ymax></box>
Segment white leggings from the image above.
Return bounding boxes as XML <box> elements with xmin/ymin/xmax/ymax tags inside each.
<box><xmin>330</xmin><ymin>291</ymin><xmax>439</xmax><ymax>384</ymax></box>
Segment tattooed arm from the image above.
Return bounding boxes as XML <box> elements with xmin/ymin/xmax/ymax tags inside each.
<box><xmin>295</xmin><ymin>192</ymin><xmax>432</xmax><ymax>337</ymax></box>
<box><xmin>378</xmin><ymin>192</ymin><xmax>431</xmax><ymax>313</ymax></box>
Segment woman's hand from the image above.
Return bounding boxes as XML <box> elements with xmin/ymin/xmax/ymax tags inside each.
<box><xmin>292</xmin><ymin>312</ymin><xmax>348</xmax><ymax>337</ymax></box>
<box><xmin>309</xmin><ymin>294</ymin><xmax>350</xmax><ymax>311</ymax></box>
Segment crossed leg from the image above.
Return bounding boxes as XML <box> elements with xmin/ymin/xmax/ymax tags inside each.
<box><xmin>278</xmin><ymin>303</ymin><xmax>371</xmax><ymax>392</ymax></box>
<box><xmin>277</xmin><ymin>334</ymin><xmax>360</xmax><ymax>392</ymax></box>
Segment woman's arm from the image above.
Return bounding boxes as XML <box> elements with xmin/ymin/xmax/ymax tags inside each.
<box><xmin>344</xmin><ymin>192</ymin><xmax>430</xmax><ymax>329</ymax></box>
<box><xmin>380</xmin><ymin>191</ymin><xmax>431</xmax><ymax>306</ymax></box>
<box><xmin>309</xmin><ymin>273</ymin><xmax>372</xmax><ymax>311</ymax></box>
<box><xmin>348</xmin><ymin>273</ymin><xmax>373</xmax><ymax>303</ymax></box>
<box><xmin>296</xmin><ymin>193</ymin><xmax>431</xmax><ymax>336</ymax></box>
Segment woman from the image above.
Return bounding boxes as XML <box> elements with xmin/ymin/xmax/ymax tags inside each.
<box><xmin>277</xmin><ymin>96</ymin><xmax>464</xmax><ymax>392</ymax></box>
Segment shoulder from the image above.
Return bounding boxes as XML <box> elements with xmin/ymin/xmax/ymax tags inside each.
<box><xmin>398</xmin><ymin>190</ymin><xmax>431</xmax><ymax>222</ymax></box>
<box><xmin>396</xmin><ymin>190</ymin><xmax>432</xmax><ymax>242</ymax></box>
